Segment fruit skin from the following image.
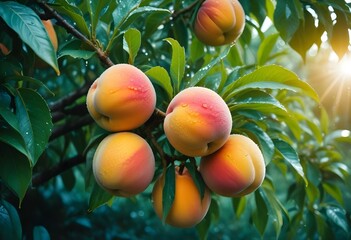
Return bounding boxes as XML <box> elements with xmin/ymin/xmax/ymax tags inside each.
<box><xmin>200</xmin><ymin>134</ymin><xmax>265</xmax><ymax>197</ymax></box>
<box><xmin>92</xmin><ymin>132</ymin><xmax>155</xmax><ymax>197</ymax></box>
<box><xmin>164</xmin><ymin>86</ymin><xmax>232</xmax><ymax>157</ymax></box>
<box><xmin>86</xmin><ymin>64</ymin><xmax>157</xmax><ymax>132</ymax></box>
<box><xmin>194</xmin><ymin>0</ymin><xmax>245</xmax><ymax>46</ymax></box>
<box><xmin>0</xmin><ymin>43</ymin><xmax>10</xmax><ymax>55</ymax></box>
<box><xmin>152</xmin><ymin>166</ymin><xmax>211</xmax><ymax>228</ymax></box>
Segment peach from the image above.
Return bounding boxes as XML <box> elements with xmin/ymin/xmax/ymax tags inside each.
<box><xmin>193</xmin><ymin>0</ymin><xmax>245</xmax><ymax>46</ymax></box>
<box><xmin>152</xmin><ymin>166</ymin><xmax>211</xmax><ymax>228</ymax></box>
<box><xmin>200</xmin><ymin>134</ymin><xmax>265</xmax><ymax>197</ymax></box>
<box><xmin>86</xmin><ymin>64</ymin><xmax>156</xmax><ymax>132</ymax></box>
<box><xmin>92</xmin><ymin>132</ymin><xmax>155</xmax><ymax>197</ymax></box>
<box><xmin>163</xmin><ymin>86</ymin><xmax>232</xmax><ymax>157</ymax></box>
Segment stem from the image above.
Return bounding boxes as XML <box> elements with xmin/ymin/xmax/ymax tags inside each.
<box><xmin>32</xmin><ymin>154</ymin><xmax>85</xmax><ymax>187</ymax></box>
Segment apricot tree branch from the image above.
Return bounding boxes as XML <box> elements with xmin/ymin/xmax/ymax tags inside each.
<box><xmin>37</xmin><ymin>1</ymin><xmax>114</xmax><ymax>67</ymax></box>
<box><xmin>32</xmin><ymin>154</ymin><xmax>85</xmax><ymax>187</ymax></box>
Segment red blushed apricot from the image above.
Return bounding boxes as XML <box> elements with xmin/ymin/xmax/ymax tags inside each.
<box><xmin>200</xmin><ymin>134</ymin><xmax>265</xmax><ymax>197</ymax></box>
<box><xmin>92</xmin><ymin>132</ymin><xmax>155</xmax><ymax>197</ymax></box>
<box><xmin>194</xmin><ymin>0</ymin><xmax>245</xmax><ymax>46</ymax></box>
<box><xmin>152</xmin><ymin>166</ymin><xmax>211</xmax><ymax>228</ymax></box>
<box><xmin>86</xmin><ymin>64</ymin><xmax>157</xmax><ymax>132</ymax></box>
<box><xmin>163</xmin><ymin>87</ymin><xmax>232</xmax><ymax>157</ymax></box>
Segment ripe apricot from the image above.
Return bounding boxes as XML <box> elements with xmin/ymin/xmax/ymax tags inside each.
<box><xmin>200</xmin><ymin>134</ymin><xmax>265</xmax><ymax>197</ymax></box>
<box><xmin>93</xmin><ymin>132</ymin><xmax>155</xmax><ymax>197</ymax></box>
<box><xmin>164</xmin><ymin>86</ymin><xmax>232</xmax><ymax>157</ymax></box>
<box><xmin>86</xmin><ymin>64</ymin><xmax>156</xmax><ymax>132</ymax></box>
<box><xmin>152</xmin><ymin>166</ymin><xmax>211</xmax><ymax>228</ymax></box>
<box><xmin>194</xmin><ymin>0</ymin><xmax>245</xmax><ymax>46</ymax></box>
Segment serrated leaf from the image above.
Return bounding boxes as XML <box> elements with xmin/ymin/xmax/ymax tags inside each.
<box><xmin>165</xmin><ymin>38</ymin><xmax>185</xmax><ymax>94</ymax></box>
<box><xmin>189</xmin><ymin>45</ymin><xmax>232</xmax><ymax>87</ymax></box>
<box><xmin>33</xmin><ymin>226</ymin><xmax>50</xmax><ymax>240</ymax></box>
<box><xmin>273</xmin><ymin>139</ymin><xmax>308</xmax><ymax>186</ymax></box>
<box><xmin>223</xmin><ymin>65</ymin><xmax>319</xmax><ymax>102</ymax></box>
<box><xmin>123</xmin><ymin>28</ymin><xmax>141</xmax><ymax>65</ymax></box>
<box><xmin>162</xmin><ymin>165</ymin><xmax>175</xmax><ymax>223</ymax></box>
<box><xmin>88</xmin><ymin>181</ymin><xmax>114</xmax><ymax>212</ymax></box>
<box><xmin>0</xmin><ymin>200</ymin><xmax>22</xmax><ymax>240</ymax></box>
<box><xmin>14</xmin><ymin>88</ymin><xmax>53</xmax><ymax>166</ymax></box>
<box><xmin>145</xmin><ymin>66</ymin><xmax>173</xmax><ymax>100</ymax></box>
<box><xmin>0</xmin><ymin>143</ymin><xmax>32</xmax><ymax>203</ymax></box>
<box><xmin>0</xmin><ymin>1</ymin><xmax>59</xmax><ymax>74</ymax></box>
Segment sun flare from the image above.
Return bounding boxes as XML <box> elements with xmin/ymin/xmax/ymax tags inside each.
<box><xmin>336</xmin><ymin>55</ymin><xmax>351</xmax><ymax>81</ymax></box>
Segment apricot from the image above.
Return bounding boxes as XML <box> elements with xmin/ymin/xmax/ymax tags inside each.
<box><xmin>92</xmin><ymin>132</ymin><xmax>155</xmax><ymax>197</ymax></box>
<box><xmin>200</xmin><ymin>134</ymin><xmax>265</xmax><ymax>197</ymax></box>
<box><xmin>163</xmin><ymin>86</ymin><xmax>232</xmax><ymax>157</ymax></box>
<box><xmin>193</xmin><ymin>0</ymin><xmax>245</xmax><ymax>46</ymax></box>
<box><xmin>86</xmin><ymin>64</ymin><xmax>156</xmax><ymax>132</ymax></box>
<box><xmin>152</xmin><ymin>166</ymin><xmax>211</xmax><ymax>228</ymax></box>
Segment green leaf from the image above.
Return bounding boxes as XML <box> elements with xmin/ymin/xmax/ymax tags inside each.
<box><xmin>0</xmin><ymin>1</ymin><xmax>59</xmax><ymax>74</ymax></box>
<box><xmin>190</xmin><ymin>45</ymin><xmax>232</xmax><ymax>87</ymax></box>
<box><xmin>240</xmin><ymin>123</ymin><xmax>275</xmax><ymax>166</ymax></box>
<box><xmin>324</xmin><ymin>206</ymin><xmax>349</xmax><ymax>234</ymax></box>
<box><xmin>14</xmin><ymin>88</ymin><xmax>53</xmax><ymax>166</ymax></box>
<box><xmin>165</xmin><ymin>38</ymin><xmax>185</xmax><ymax>94</ymax></box>
<box><xmin>51</xmin><ymin>0</ymin><xmax>90</xmax><ymax>37</ymax></box>
<box><xmin>33</xmin><ymin>226</ymin><xmax>50</xmax><ymax>240</ymax></box>
<box><xmin>223</xmin><ymin>65</ymin><xmax>319</xmax><ymax>102</ymax></box>
<box><xmin>123</xmin><ymin>28</ymin><xmax>141</xmax><ymax>65</ymax></box>
<box><xmin>162</xmin><ymin>165</ymin><xmax>176</xmax><ymax>223</ymax></box>
<box><xmin>195</xmin><ymin>202</ymin><xmax>212</xmax><ymax>240</ymax></box>
<box><xmin>322</xmin><ymin>182</ymin><xmax>344</xmax><ymax>205</ymax></box>
<box><xmin>315</xmin><ymin>210</ymin><xmax>334</xmax><ymax>240</ymax></box>
<box><xmin>253</xmin><ymin>190</ymin><xmax>268</xmax><ymax>236</ymax></box>
<box><xmin>185</xmin><ymin>161</ymin><xmax>206</xmax><ymax>199</ymax></box>
<box><xmin>273</xmin><ymin>139</ymin><xmax>308</xmax><ymax>186</ymax></box>
<box><xmin>112</xmin><ymin>0</ymin><xmax>141</xmax><ymax>29</ymax></box>
<box><xmin>0</xmin><ymin>200</ymin><xmax>22</xmax><ymax>240</ymax></box>
<box><xmin>88</xmin><ymin>181</ymin><xmax>114</xmax><ymax>212</ymax></box>
<box><xmin>232</xmin><ymin>196</ymin><xmax>247</xmax><ymax>218</ymax></box>
<box><xmin>89</xmin><ymin>0</ymin><xmax>112</xmax><ymax>36</ymax></box>
<box><xmin>257</xmin><ymin>33</ymin><xmax>280</xmax><ymax>66</ymax></box>
<box><xmin>0</xmin><ymin>143</ymin><xmax>32</xmax><ymax>203</ymax></box>
<box><xmin>330</xmin><ymin>10</ymin><xmax>350</xmax><ymax>59</ymax></box>
<box><xmin>145</xmin><ymin>66</ymin><xmax>173</xmax><ymax>100</ymax></box>
<box><xmin>273</xmin><ymin>0</ymin><xmax>301</xmax><ymax>42</ymax></box>
<box><xmin>58</xmin><ymin>39</ymin><xmax>95</xmax><ymax>60</ymax></box>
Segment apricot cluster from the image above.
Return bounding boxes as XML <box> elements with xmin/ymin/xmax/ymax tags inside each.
<box><xmin>193</xmin><ymin>0</ymin><xmax>245</xmax><ymax>46</ymax></box>
<box><xmin>87</xmin><ymin>64</ymin><xmax>156</xmax><ymax>197</ymax></box>
<box><xmin>151</xmin><ymin>86</ymin><xmax>266</xmax><ymax>228</ymax></box>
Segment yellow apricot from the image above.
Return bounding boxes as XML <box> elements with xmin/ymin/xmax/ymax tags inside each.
<box><xmin>152</xmin><ymin>166</ymin><xmax>211</xmax><ymax>228</ymax></box>
<box><xmin>93</xmin><ymin>132</ymin><xmax>155</xmax><ymax>197</ymax></box>
<box><xmin>164</xmin><ymin>86</ymin><xmax>232</xmax><ymax>157</ymax></box>
<box><xmin>200</xmin><ymin>134</ymin><xmax>265</xmax><ymax>197</ymax></box>
<box><xmin>194</xmin><ymin>0</ymin><xmax>245</xmax><ymax>46</ymax></box>
<box><xmin>86</xmin><ymin>64</ymin><xmax>156</xmax><ymax>132</ymax></box>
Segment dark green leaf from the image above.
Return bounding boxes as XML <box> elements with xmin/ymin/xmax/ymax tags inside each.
<box><xmin>89</xmin><ymin>0</ymin><xmax>113</xmax><ymax>35</ymax></box>
<box><xmin>88</xmin><ymin>181</ymin><xmax>114</xmax><ymax>212</ymax></box>
<box><xmin>273</xmin><ymin>139</ymin><xmax>308</xmax><ymax>186</ymax></box>
<box><xmin>324</xmin><ymin>206</ymin><xmax>349</xmax><ymax>234</ymax></box>
<box><xmin>14</xmin><ymin>88</ymin><xmax>53</xmax><ymax>166</ymax></box>
<box><xmin>0</xmin><ymin>200</ymin><xmax>22</xmax><ymax>240</ymax></box>
<box><xmin>190</xmin><ymin>46</ymin><xmax>232</xmax><ymax>87</ymax></box>
<box><xmin>0</xmin><ymin>143</ymin><xmax>32</xmax><ymax>203</ymax></box>
<box><xmin>112</xmin><ymin>0</ymin><xmax>141</xmax><ymax>29</ymax></box>
<box><xmin>145</xmin><ymin>66</ymin><xmax>173</xmax><ymax>100</ymax></box>
<box><xmin>58</xmin><ymin>39</ymin><xmax>95</xmax><ymax>60</ymax></box>
<box><xmin>162</xmin><ymin>165</ymin><xmax>176</xmax><ymax>223</ymax></box>
<box><xmin>232</xmin><ymin>196</ymin><xmax>247</xmax><ymax>218</ymax></box>
<box><xmin>165</xmin><ymin>38</ymin><xmax>185</xmax><ymax>94</ymax></box>
<box><xmin>0</xmin><ymin>1</ymin><xmax>59</xmax><ymax>74</ymax></box>
<box><xmin>185</xmin><ymin>161</ymin><xmax>205</xmax><ymax>199</ymax></box>
<box><xmin>33</xmin><ymin>225</ymin><xmax>50</xmax><ymax>240</ymax></box>
<box><xmin>123</xmin><ymin>28</ymin><xmax>141</xmax><ymax>65</ymax></box>
<box><xmin>322</xmin><ymin>182</ymin><xmax>344</xmax><ymax>205</ymax></box>
<box><xmin>253</xmin><ymin>190</ymin><xmax>268</xmax><ymax>236</ymax></box>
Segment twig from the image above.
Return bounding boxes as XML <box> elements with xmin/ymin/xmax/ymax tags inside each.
<box><xmin>32</xmin><ymin>154</ymin><xmax>85</xmax><ymax>187</ymax></box>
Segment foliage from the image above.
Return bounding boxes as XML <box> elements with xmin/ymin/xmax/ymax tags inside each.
<box><xmin>0</xmin><ymin>0</ymin><xmax>351</xmax><ymax>239</ymax></box>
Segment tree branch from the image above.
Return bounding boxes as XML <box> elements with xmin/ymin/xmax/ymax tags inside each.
<box><xmin>32</xmin><ymin>154</ymin><xmax>85</xmax><ymax>187</ymax></box>
<box><xmin>37</xmin><ymin>1</ymin><xmax>114</xmax><ymax>67</ymax></box>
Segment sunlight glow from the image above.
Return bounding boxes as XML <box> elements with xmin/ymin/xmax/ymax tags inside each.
<box><xmin>337</xmin><ymin>56</ymin><xmax>351</xmax><ymax>81</ymax></box>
